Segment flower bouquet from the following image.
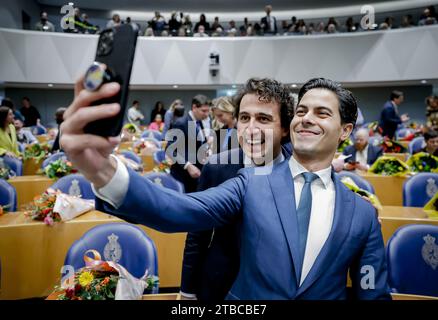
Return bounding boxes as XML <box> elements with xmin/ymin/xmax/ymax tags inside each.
<box><xmin>24</xmin><ymin>188</ymin><xmax>95</xmax><ymax>226</ymax></box>
<box><xmin>380</xmin><ymin>137</ymin><xmax>407</xmax><ymax>153</ymax></box>
<box><xmin>423</xmin><ymin>192</ymin><xmax>438</xmax><ymax>219</ymax></box>
<box><xmin>52</xmin><ymin>250</ymin><xmax>158</xmax><ymax>300</ymax></box>
<box><xmin>44</xmin><ymin>159</ymin><xmax>77</xmax><ymax>179</ymax></box>
<box><xmin>153</xmin><ymin>158</ymin><xmax>172</xmax><ymax>174</ymax></box>
<box><xmin>368</xmin><ymin>156</ymin><xmax>410</xmax><ymax>177</ymax></box>
<box><xmin>0</xmin><ymin>167</ymin><xmax>15</xmax><ymax>180</ymax></box>
<box><xmin>337</xmin><ymin>138</ymin><xmax>353</xmax><ymax>153</ymax></box>
<box><xmin>367</xmin><ymin>121</ymin><xmax>380</xmax><ymax>135</ymax></box>
<box><xmin>23</xmin><ymin>143</ymin><xmax>51</xmax><ymax>162</ymax></box>
<box><xmin>340</xmin><ymin>176</ymin><xmax>383</xmax><ymax>211</ymax></box>
<box><xmin>121</xmin><ymin>123</ymin><xmax>140</xmax><ymax>142</ymax></box>
<box><xmin>133</xmin><ymin>139</ymin><xmax>159</xmax><ymax>156</ymax></box>
<box><xmin>406</xmin><ymin>152</ymin><xmax>438</xmax><ymax>173</ymax></box>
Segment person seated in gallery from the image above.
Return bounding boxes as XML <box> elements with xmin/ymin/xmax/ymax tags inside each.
<box><xmin>342</xmin><ymin>128</ymin><xmax>383</xmax><ymax>171</ymax></box>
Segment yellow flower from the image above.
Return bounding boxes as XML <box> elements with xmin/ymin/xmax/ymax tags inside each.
<box><xmin>78</xmin><ymin>271</ymin><xmax>94</xmax><ymax>287</ymax></box>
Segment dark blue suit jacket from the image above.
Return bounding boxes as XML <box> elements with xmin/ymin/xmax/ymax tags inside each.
<box><xmin>379</xmin><ymin>101</ymin><xmax>401</xmax><ymax>139</ymax></box>
<box><xmin>342</xmin><ymin>144</ymin><xmax>383</xmax><ymax>166</ymax></box>
<box><xmin>166</xmin><ymin>114</ymin><xmax>209</xmax><ymax>192</ymax></box>
<box><xmin>96</xmin><ymin>160</ymin><xmax>391</xmax><ymax>300</ymax></box>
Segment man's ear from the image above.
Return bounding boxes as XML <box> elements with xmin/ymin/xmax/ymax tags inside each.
<box><xmin>340</xmin><ymin>123</ymin><xmax>354</xmax><ymax>142</ymax></box>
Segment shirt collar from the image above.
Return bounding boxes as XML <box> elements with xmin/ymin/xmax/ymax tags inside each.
<box><xmin>244</xmin><ymin>152</ymin><xmax>285</xmax><ymax>168</ymax></box>
<box><xmin>288</xmin><ymin>155</ymin><xmax>332</xmax><ymax>189</ymax></box>
<box><xmin>358</xmin><ymin>144</ymin><xmax>369</xmax><ymax>154</ymax></box>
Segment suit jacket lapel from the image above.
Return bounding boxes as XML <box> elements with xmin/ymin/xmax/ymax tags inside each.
<box><xmin>267</xmin><ymin>160</ymin><xmax>301</xmax><ymax>286</ymax></box>
<box><xmin>296</xmin><ymin>172</ymin><xmax>354</xmax><ymax>297</ymax></box>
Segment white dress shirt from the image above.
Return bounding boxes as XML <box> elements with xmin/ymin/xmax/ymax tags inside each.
<box><xmin>288</xmin><ymin>156</ymin><xmax>335</xmax><ymax>286</ymax></box>
<box><xmin>127</xmin><ymin>107</ymin><xmax>144</xmax><ymax>127</ymax></box>
<box><xmin>355</xmin><ymin>144</ymin><xmax>369</xmax><ymax>167</ymax></box>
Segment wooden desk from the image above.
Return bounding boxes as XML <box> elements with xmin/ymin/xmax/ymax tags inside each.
<box><xmin>397</xmin><ymin>141</ymin><xmax>410</xmax><ymax>150</ymax></box>
<box><xmin>141</xmin><ymin>155</ymin><xmax>155</xmax><ymax>171</ymax></box>
<box><xmin>0</xmin><ymin>211</ymin><xmax>186</xmax><ymax>300</ymax></box>
<box><xmin>379</xmin><ymin>206</ymin><xmax>438</xmax><ymax>244</ymax></box>
<box><xmin>22</xmin><ymin>158</ymin><xmax>44</xmax><ymax>176</ymax></box>
<box><xmin>36</xmin><ymin>135</ymin><xmax>49</xmax><ymax>144</ymax></box>
<box><xmin>8</xmin><ymin>175</ymin><xmax>53</xmax><ymax>208</ymax></box>
<box><xmin>359</xmin><ymin>172</ymin><xmax>407</xmax><ymax>206</ymax></box>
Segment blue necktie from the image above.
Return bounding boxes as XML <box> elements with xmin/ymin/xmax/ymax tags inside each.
<box><xmin>296</xmin><ymin>172</ymin><xmax>318</xmax><ymax>284</ymax></box>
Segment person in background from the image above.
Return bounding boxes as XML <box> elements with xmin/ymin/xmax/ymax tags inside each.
<box><xmin>194</xmin><ymin>14</ymin><xmax>210</xmax><ymax>33</ymax></box>
<box><xmin>426</xmin><ymin>95</ymin><xmax>438</xmax><ymax>130</ymax></box>
<box><xmin>20</xmin><ymin>97</ymin><xmax>41</xmax><ymax>127</ymax></box>
<box><xmin>151</xmin><ymin>11</ymin><xmax>167</xmax><ymax>35</ymax></box>
<box><xmin>127</xmin><ymin>100</ymin><xmax>144</xmax><ymax>127</ymax></box>
<box><xmin>1</xmin><ymin>98</ymin><xmax>24</xmax><ymax>123</ymax></box>
<box><xmin>261</xmin><ymin>5</ymin><xmax>278</xmax><ymax>34</ymax></box>
<box><xmin>148</xmin><ymin>114</ymin><xmax>164</xmax><ymax>132</ymax></box>
<box><xmin>162</xmin><ymin>99</ymin><xmax>185</xmax><ymax>137</ymax></box>
<box><xmin>81</xmin><ymin>13</ymin><xmax>99</xmax><ymax>34</ymax></box>
<box><xmin>194</xmin><ymin>25</ymin><xmax>209</xmax><ymax>37</ymax></box>
<box><xmin>150</xmin><ymin>101</ymin><xmax>166</xmax><ymax>123</ymax></box>
<box><xmin>343</xmin><ymin>128</ymin><xmax>383</xmax><ymax>171</ymax></box>
<box><xmin>51</xmin><ymin>107</ymin><xmax>67</xmax><ymax>152</ymax></box>
<box><xmin>378</xmin><ymin>90</ymin><xmax>409</xmax><ymax>139</ymax></box>
<box><xmin>107</xmin><ymin>14</ymin><xmax>122</xmax><ymax>28</ymax></box>
<box><xmin>35</xmin><ymin>11</ymin><xmax>55</xmax><ymax>32</ymax></box>
<box><xmin>419</xmin><ymin>130</ymin><xmax>438</xmax><ymax>156</ymax></box>
<box><xmin>14</xmin><ymin>119</ymin><xmax>37</xmax><ymax>145</ymax></box>
<box><xmin>168</xmin><ymin>12</ymin><xmax>182</xmax><ymax>35</ymax></box>
<box><xmin>0</xmin><ymin>107</ymin><xmax>20</xmax><ymax>158</ymax></box>
<box><xmin>167</xmin><ymin>94</ymin><xmax>211</xmax><ymax>192</ymax></box>
<box><xmin>211</xmin><ymin>97</ymin><xmax>237</xmax><ymax>154</ymax></box>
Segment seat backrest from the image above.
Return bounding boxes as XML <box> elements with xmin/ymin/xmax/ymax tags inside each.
<box><xmin>64</xmin><ymin>223</ymin><xmax>158</xmax><ymax>293</ymax></box>
<box><xmin>121</xmin><ymin>150</ymin><xmax>142</xmax><ymax>165</ymax></box>
<box><xmin>31</xmin><ymin>125</ymin><xmax>47</xmax><ymax>135</ymax></box>
<box><xmin>0</xmin><ymin>179</ymin><xmax>17</xmax><ymax>212</ymax></box>
<box><xmin>144</xmin><ymin>172</ymin><xmax>185</xmax><ymax>193</ymax></box>
<box><xmin>141</xmin><ymin>130</ymin><xmax>163</xmax><ymax>141</ymax></box>
<box><xmin>41</xmin><ymin>152</ymin><xmax>67</xmax><ymax>169</ymax></box>
<box><xmin>2</xmin><ymin>156</ymin><xmax>23</xmax><ymax>176</ymax></box>
<box><xmin>396</xmin><ymin>128</ymin><xmax>413</xmax><ymax>140</ymax></box>
<box><xmin>153</xmin><ymin>150</ymin><xmax>166</xmax><ymax>165</ymax></box>
<box><xmin>337</xmin><ymin>171</ymin><xmax>375</xmax><ymax>194</ymax></box>
<box><xmin>403</xmin><ymin>172</ymin><xmax>438</xmax><ymax>207</ymax></box>
<box><xmin>408</xmin><ymin>137</ymin><xmax>425</xmax><ymax>154</ymax></box>
<box><xmin>50</xmin><ymin>174</ymin><xmax>94</xmax><ymax>199</ymax></box>
<box><xmin>387</xmin><ymin>224</ymin><xmax>438</xmax><ymax>297</ymax></box>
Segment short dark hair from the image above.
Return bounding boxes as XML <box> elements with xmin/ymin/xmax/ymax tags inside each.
<box><xmin>424</xmin><ymin>130</ymin><xmax>438</xmax><ymax>141</ymax></box>
<box><xmin>298</xmin><ymin>77</ymin><xmax>358</xmax><ymax>127</ymax></box>
<box><xmin>22</xmin><ymin>97</ymin><xmax>30</xmax><ymax>102</ymax></box>
<box><xmin>233</xmin><ymin>77</ymin><xmax>294</xmax><ymax>130</ymax></box>
<box><xmin>1</xmin><ymin>98</ymin><xmax>13</xmax><ymax>109</ymax></box>
<box><xmin>192</xmin><ymin>94</ymin><xmax>211</xmax><ymax>108</ymax></box>
<box><xmin>390</xmin><ymin>90</ymin><xmax>403</xmax><ymax>101</ymax></box>
<box><xmin>132</xmin><ymin>100</ymin><xmax>139</xmax><ymax>105</ymax></box>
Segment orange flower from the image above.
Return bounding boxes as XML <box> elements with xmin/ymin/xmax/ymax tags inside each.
<box><xmin>100</xmin><ymin>277</ymin><xmax>110</xmax><ymax>286</ymax></box>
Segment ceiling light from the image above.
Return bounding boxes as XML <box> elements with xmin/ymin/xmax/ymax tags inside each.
<box><xmin>48</xmin><ymin>84</ymin><xmax>53</xmax><ymax>87</ymax></box>
<box><xmin>232</xmin><ymin>85</ymin><xmax>237</xmax><ymax>88</ymax></box>
<box><xmin>421</xmin><ymin>80</ymin><xmax>427</xmax><ymax>84</ymax></box>
<box><xmin>173</xmin><ymin>85</ymin><xmax>178</xmax><ymax>88</ymax></box>
<box><xmin>291</xmin><ymin>84</ymin><xmax>297</xmax><ymax>88</ymax></box>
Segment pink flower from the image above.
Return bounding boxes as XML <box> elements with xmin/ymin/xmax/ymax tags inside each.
<box><xmin>44</xmin><ymin>215</ymin><xmax>54</xmax><ymax>226</ymax></box>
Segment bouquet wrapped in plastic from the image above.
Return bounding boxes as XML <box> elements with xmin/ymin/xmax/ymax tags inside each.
<box><xmin>23</xmin><ymin>143</ymin><xmax>51</xmax><ymax>162</ymax></box>
<box><xmin>340</xmin><ymin>176</ymin><xmax>383</xmax><ymax>211</ymax></box>
<box><xmin>25</xmin><ymin>188</ymin><xmax>94</xmax><ymax>225</ymax></box>
<box><xmin>133</xmin><ymin>139</ymin><xmax>159</xmax><ymax>156</ymax></box>
<box><xmin>337</xmin><ymin>138</ymin><xmax>353</xmax><ymax>153</ymax></box>
<box><xmin>44</xmin><ymin>159</ymin><xmax>77</xmax><ymax>179</ymax></box>
<box><xmin>423</xmin><ymin>192</ymin><xmax>438</xmax><ymax>219</ymax></box>
<box><xmin>53</xmin><ymin>250</ymin><xmax>158</xmax><ymax>300</ymax></box>
<box><xmin>406</xmin><ymin>152</ymin><xmax>438</xmax><ymax>173</ymax></box>
<box><xmin>380</xmin><ymin>137</ymin><xmax>407</xmax><ymax>153</ymax></box>
<box><xmin>368</xmin><ymin>156</ymin><xmax>410</xmax><ymax>177</ymax></box>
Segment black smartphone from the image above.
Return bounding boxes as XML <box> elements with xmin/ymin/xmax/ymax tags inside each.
<box><xmin>83</xmin><ymin>24</ymin><xmax>138</xmax><ymax>137</ymax></box>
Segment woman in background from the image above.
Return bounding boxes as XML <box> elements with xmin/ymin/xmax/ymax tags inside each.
<box><xmin>148</xmin><ymin>114</ymin><xmax>165</xmax><ymax>132</ymax></box>
<box><xmin>0</xmin><ymin>107</ymin><xmax>21</xmax><ymax>158</ymax></box>
<box><xmin>211</xmin><ymin>97</ymin><xmax>237</xmax><ymax>154</ymax></box>
<box><xmin>150</xmin><ymin>101</ymin><xmax>166</xmax><ymax>123</ymax></box>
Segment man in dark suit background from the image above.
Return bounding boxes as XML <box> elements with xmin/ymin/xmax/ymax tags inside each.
<box><xmin>180</xmin><ymin>78</ymin><xmax>294</xmax><ymax>301</ymax></box>
<box><xmin>261</xmin><ymin>5</ymin><xmax>278</xmax><ymax>35</ymax></box>
<box><xmin>342</xmin><ymin>128</ymin><xmax>383</xmax><ymax>171</ymax></box>
<box><xmin>166</xmin><ymin>94</ymin><xmax>211</xmax><ymax>192</ymax></box>
<box><xmin>378</xmin><ymin>90</ymin><xmax>409</xmax><ymax>139</ymax></box>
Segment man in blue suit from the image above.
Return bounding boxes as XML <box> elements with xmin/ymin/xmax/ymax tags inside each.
<box><xmin>60</xmin><ymin>77</ymin><xmax>391</xmax><ymax>300</ymax></box>
<box><xmin>181</xmin><ymin>78</ymin><xmax>294</xmax><ymax>301</ymax></box>
<box><xmin>378</xmin><ymin>90</ymin><xmax>409</xmax><ymax>139</ymax></box>
<box><xmin>167</xmin><ymin>94</ymin><xmax>212</xmax><ymax>193</ymax></box>
<box><xmin>342</xmin><ymin>128</ymin><xmax>383</xmax><ymax>171</ymax></box>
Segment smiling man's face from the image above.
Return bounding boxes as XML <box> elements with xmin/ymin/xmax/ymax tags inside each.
<box><xmin>291</xmin><ymin>88</ymin><xmax>352</xmax><ymax>161</ymax></box>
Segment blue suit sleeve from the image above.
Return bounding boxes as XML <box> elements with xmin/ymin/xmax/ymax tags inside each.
<box><xmin>350</xmin><ymin>210</ymin><xmax>392</xmax><ymax>300</ymax></box>
<box><xmin>382</xmin><ymin>107</ymin><xmax>402</xmax><ymax>126</ymax></box>
<box><xmin>95</xmin><ymin>168</ymin><xmax>247</xmax><ymax>233</ymax></box>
